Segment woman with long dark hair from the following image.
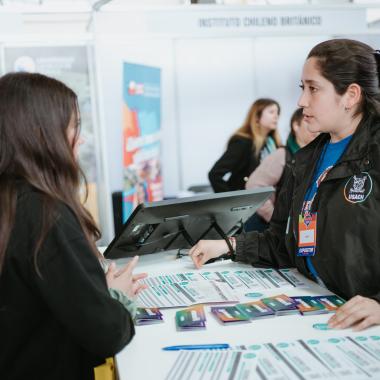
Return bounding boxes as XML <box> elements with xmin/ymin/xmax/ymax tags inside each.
<box><xmin>191</xmin><ymin>39</ymin><xmax>380</xmax><ymax>331</ymax></box>
<box><xmin>0</xmin><ymin>72</ymin><xmax>145</xmax><ymax>380</ymax></box>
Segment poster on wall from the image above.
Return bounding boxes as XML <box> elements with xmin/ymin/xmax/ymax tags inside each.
<box><xmin>3</xmin><ymin>45</ymin><xmax>100</xmax><ymax>224</ymax></box>
<box><xmin>122</xmin><ymin>62</ymin><xmax>163</xmax><ymax>221</ymax></box>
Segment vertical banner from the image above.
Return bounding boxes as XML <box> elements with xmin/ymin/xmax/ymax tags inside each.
<box><xmin>122</xmin><ymin>62</ymin><xmax>163</xmax><ymax>222</ymax></box>
<box><xmin>3</xmin><ymin>45</ymin><xmax>100</xmax><ymax>224</ymax></box>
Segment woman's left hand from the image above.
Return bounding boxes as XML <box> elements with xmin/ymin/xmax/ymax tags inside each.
<box><xmin>106</xmin><ymin>256</ymin><xmax>148</xmax><ymax>299</ymax></box>
<box><xmin>328</xmin><ymin>295</ymin><xmax>380</xmax><ymax>331</ymax></box>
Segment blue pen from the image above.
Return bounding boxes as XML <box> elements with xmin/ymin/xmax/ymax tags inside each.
<box><xmin>162</xmin><ymin>343</ymin><xmax>230</xmax><ymax>351</ymax></box>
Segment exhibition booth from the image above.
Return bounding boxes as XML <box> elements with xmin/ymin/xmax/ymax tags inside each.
<box><xmin>0</xmin><ymin>3</ymin><xmax>378</xmax><ymax>244</ymax></box>
<box><xmin>1</xmin><ymin>3</ymin><xmax>380</xmax><ymax>379</ymax></box>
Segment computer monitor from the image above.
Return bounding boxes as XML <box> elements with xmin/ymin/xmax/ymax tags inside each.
<box><xmin>104</xmin><ymin>187</ymin><xmax>274</xmax><ymax>259</ymax></box>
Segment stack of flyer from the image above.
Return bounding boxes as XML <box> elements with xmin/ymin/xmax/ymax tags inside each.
<box><xmin>140</xmin><ymin>267</ymin><xmax>309</xmax><ymax>294</ymax></box>
<box><xmin>137</xmin><ymin>280</ymin><xmax>238</xmax><ymax>308</ymax></box>
<box><xmin>291</xmin><ymin>295</ymin><xmax>345</xmax><ymax>315</ymax></box>
<box><xmin>165</xmin><ymin>334</ymin><xmax>380</xmax><ymax>380</ymax></box>
<box><xmin>210</xmin><ymin>294</ymin><xmax>346</xmax><ymax>324</ymax></box>
<box><xmin>175</xmin><ymin>305</ymin><xmax>206</xmax><ymax>331</ymax></box>
<box><xmin>211</xmin><ymin>301</ymin><xmax>275</xmax><ymax>325</ymax></box>
<box><xmin>211</xmin><ymin>305</ymin><xmax>252</xmax><ymax>325</ymax></box>
<box><xmin>134</xmin><ymin>308</ymin><xmax>163</xmax><ymax>325</ymax></box>
<box><xmin>261</xmin><ymin>294</ymin><xmax>300</xmax><ymax>316</ymax></box>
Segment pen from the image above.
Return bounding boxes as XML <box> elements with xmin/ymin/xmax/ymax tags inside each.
<box><xmin>162</xmin><ymin>343</ymin><xmax>230</xmax><ymax>351</ymax></box>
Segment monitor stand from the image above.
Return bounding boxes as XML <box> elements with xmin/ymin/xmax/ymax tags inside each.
<box><xmin>166</xmin><ymin>218</ymin><xmax>240</xmax><ymax>261</ymax></box>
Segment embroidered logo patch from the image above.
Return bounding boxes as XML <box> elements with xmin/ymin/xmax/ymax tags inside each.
<box><xmin>344</xmin><ymin>172</ymin><xmax>372</xmax><ymax>203</ymax></box>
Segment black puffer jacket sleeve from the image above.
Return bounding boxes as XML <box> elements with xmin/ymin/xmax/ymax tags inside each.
<box><xmin>233</xmin><ymin>164</ymin><xmax>295</xmax><ymax>268</ymax></box>
<box><xmin>209</xmin><ymin>137</ymin><xmax>252</xmax><ymax>192</ymax></box>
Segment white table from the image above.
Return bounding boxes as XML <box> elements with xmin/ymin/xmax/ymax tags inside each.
<box><xmin>114</xmin><ymin>251</ymin><xmax>380</xmax><ymax>380</ymax></box>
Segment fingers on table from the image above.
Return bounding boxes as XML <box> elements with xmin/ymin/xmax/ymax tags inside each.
<box><xmin>329</xmin><ymin>296</ymin><xmax>375</xmax><ymax>329</ymax></box>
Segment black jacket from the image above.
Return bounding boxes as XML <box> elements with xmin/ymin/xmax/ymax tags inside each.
<box><xmin>0</xmin><ymin>185</ymin><xmax>135</xmax><ymax>380</ymax></box>
<box><xmin>209</xmin><ymin>136</ymin><xmax>259</xmax><ymax>192</ymax></box>
<box><xmin>235</xmin><ymin>114</ymin><xmax>380</xmax><ymax>302</ymax></box>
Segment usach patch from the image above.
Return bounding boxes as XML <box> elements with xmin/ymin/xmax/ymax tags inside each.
<box><xmin>344</xmin><ymin>172</ymin><xmax>372</xmax><ymax>203</ymax></box>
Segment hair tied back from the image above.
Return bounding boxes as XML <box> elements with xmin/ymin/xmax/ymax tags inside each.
<box><xmin>375</xmin><ymin>50</ymin><xmax>380</xmax><ymax>87</ymax></box>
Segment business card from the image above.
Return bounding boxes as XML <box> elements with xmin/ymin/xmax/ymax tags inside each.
<box><xmin>291</xmin><ymin>296</ymin><xmax>329</xmax><ymax>315</ymax></box>
<box><xmin>236</xmin><ymin>301</ymin><xmax>275</xmax><ymax>320</ymax></box>
<box><xmin>313</xmin><ymin>295</ymin><xmax>346</xmax><ymax>312</ymax></box>
<box><xmin>176</xmin><ymin>305</ymin><xmax>206</xmax><ymax>331</ymax></box>
<box><xmin>135</xmin><ymin>308</ymin><xmax>163</xmax><ymax>326</ymax></box>
<box><xmin>261</xmin><ymin>294</ymin><xmax>300</xmax><ymax>316</ymax></box>
<box><xmin>211</xmin><ymin>306</ymin><xmax>251</xmax><ymax>324</ymax></box>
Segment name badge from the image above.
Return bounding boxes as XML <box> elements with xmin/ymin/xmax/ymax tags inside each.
<box><xmin>297</xmin><ymin>212</ymin><xmax>317</xmax><ymax>257</ymax></box>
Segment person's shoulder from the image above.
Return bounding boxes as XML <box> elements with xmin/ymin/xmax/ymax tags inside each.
<box><xmin>229</xmin><ymin>134</ymin><xmax>252</xmax><ymax>147</ymax></box>
<box><xmin>369</xmin><ymin>115</ymin><xmax>380</xmax><ymax>138</ymax></box>
<box><xmin>17</xmin><ymin>183</ymin><xmax>44</xmax><ymax>212</ymax></box>
<box><xmin>292</xmin><ymin>134</ymin><xmax>328</xmax><ymax>171</ymax></box>
<box><xmin>16</xmin><ymin>183</ymin><xmax>79</xmax><ymax>228</ymax></box>
<box><xmin>269</xmin><ymin>147</ymin><xmax>286</xmax><ymax>161</ymax></box>
<box><xmin>296</xmin><ymin>134</ymin><xmax>326</xmax><ymax>158</ymax></box>
<box><xmin>256</xmin><ymin>147</ymin><xmax>286</xmax><ymax>168</ymax></box>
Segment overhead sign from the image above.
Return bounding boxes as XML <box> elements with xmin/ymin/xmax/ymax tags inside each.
<box><xmin>95</xmin><ymin>6</ymin><xmax>367</xmax><ymax>37</ymax></box>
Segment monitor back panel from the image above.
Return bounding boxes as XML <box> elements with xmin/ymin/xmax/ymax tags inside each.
<box><xmin>104</xmin><ymin>187</ymin><xmax>273</xmax><ymax>259</ymax></box>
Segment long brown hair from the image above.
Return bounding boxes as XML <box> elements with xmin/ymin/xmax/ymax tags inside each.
<box><xmin>0</xmin><ymin>72</ymin><xmax>101</xmax><ymax>274</ymax></box>
<box><xmin>233</xmin><ymin>98</ymin><xmax>282</xmax><ymax>156</ymax></box>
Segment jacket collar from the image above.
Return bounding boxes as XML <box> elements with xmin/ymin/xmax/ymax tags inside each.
<box><xmin>290</xmin><ymin>114</ymin><xmax>378</xmax><ymax>218</ymax></box>
<box><xmin>294</xmin><ymin>114</ymin><xmax>377</xmax><ymax>178</ymax></box>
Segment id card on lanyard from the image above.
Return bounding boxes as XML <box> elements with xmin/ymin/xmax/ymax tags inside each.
<box><xmin>297</xmin><ymin>212</ymin><xmax>317</xmax><ymax>257</ymax></box>
<box><xmin>296</xmin><ymin>144</ymin><xmax>328</xmax><ymax>258</ymax></box>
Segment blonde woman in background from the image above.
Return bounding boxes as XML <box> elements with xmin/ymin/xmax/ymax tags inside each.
<box><xmin>209</xmin><ymin>98</ymin><xmax>282</xmax><ymax>193</ymax></box>
<box><xmin>245</xmin><ymin>108</ymin><xmax>319</xmax><ymax>226</ymax></box>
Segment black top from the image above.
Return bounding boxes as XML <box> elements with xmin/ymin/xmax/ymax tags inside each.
<box><xmin>209</xmin><ymin>136</ymin><xmax>259</xmax><ymax>192</ymax></box>
<box><xmin>234</xmin><ymin>114</ymin><xmax>380</xmax><ymax>302</ymax></box>
<box><xmin>0</xmin><ymin>184</ymin><xmax>135</xmax><ymax>380</ymax></box>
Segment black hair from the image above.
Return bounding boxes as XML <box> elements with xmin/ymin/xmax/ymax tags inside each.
<box><xmin>308</xmin><ymin>39</ymin><xmax>380</xmax><ymax>116</ymax></box>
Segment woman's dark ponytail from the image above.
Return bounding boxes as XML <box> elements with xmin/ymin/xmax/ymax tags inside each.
<box><xmin>375</xmin><ymin>50</ymin><xmax>380</xmax><ymax>88</ymax></box>
<box><xmin>307</xmin><ymin>39</ymin><xmax>380</xmax><ymax>116</ymax></box>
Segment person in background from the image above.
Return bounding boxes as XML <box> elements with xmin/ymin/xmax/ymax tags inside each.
<box><xmin>0</xmin><ymin>72</ymin><xmax>147</xmax><ymax>380</ymax></box>
<box><xmin>208</xmin><ymin>98</ymin><xmax>282</xmax><ymax>193</ymax></box>
<box><xmin>245</xmin><ymin>108</ymin><xmax>318</xmax><ymax>230</ymax></box>
<box><xmin>190</xmin><ymin>39</ymin><xmax>380</xmax><ymax>331</ymax></box>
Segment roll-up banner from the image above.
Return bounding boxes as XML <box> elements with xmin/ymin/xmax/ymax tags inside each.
<box><xmin>122</xmin><ymin>62</ymin><xmax>163</xmax><ymax>222</ymax></box>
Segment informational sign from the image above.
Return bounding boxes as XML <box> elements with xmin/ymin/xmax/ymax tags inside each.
<box><xmin>122</xmin><ymin>62</ymin><xmax>163</xmax><ymax>221</ymax></box>
<box><xmin>3</xmin><ymin>45</ymin><xmax>100</xmax><ymax>223</ymax></box>
<box><xmin>95</xmin><ymin>6</ymin><xmax>367</xmax><ymax>37</ymax></box>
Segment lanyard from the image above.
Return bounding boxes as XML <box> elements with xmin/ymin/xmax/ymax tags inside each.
<box><xmin>301</xmin><ymin>141</ymin><xmax>329</xmax><ymax>217</ymax></box>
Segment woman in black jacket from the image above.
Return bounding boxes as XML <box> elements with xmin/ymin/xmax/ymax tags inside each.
<box><xmin>0</xmin><ymin>73</ymin><xmax>146</xmax><ymax>380</ymax></box>
<box><xmin>191</xmin><ymin>39</ymin><xmax>380</xmax><ymax>331</ymax></box>
<box><xmin>208</xmin><ymin>98</ymin><xmax>282</xmax><ymax>193</ymax></box>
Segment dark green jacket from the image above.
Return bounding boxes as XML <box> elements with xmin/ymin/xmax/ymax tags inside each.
<box><xmin>235</xmin><ymin>114</ymin><xmax>380</xmax><ymax>302</ymax></box>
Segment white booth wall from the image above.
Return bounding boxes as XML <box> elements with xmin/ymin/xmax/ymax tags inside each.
<box><xmin>176</xmin><ymin>35</ymin><xmax>327</xmax><ymax>191</ymax></box>
<box><xmin>95</xmin><ymin>34</ymin><xmax>328</xmax><ymax>196</ymax></box>
<box><xmin>0</xmin><ymin>5</ymin><xmax>378</xmax><ymax>243</ymax></box>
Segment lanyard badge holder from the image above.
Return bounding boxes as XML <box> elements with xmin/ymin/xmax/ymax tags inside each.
<box><xmin>297</xmin><ymin>211</ymin><xmax>317</xmax><ymax>257</ymax></box>
<box><xmin>296</xmin><ymin>142</ymin><xmax>329</xmax><ymax>258</ymax></box>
